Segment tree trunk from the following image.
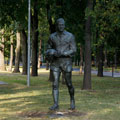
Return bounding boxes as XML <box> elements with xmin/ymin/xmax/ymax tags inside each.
<box><xmin>46</xmin><ymin>3</ymin><xmax>56</xmax><ymax>33</ymax></box>
<box><xmin>0</xmin><ymin>29</ymin><xmax>6</xmax><ymax>71</ymax></box>
<box><xmin>13</xmin><ymin>31</ymin><xmax>21</xmax><ymax>73</ymax></box>
<box><xmin>83</xmin><ymin>0</ymin><xmax>93</xmax><ymax>90</ymax></box>
<box><xmin>38</xmin><ymin>39</ymin><xmax>42</xmax><ymax>69</ymax></box>
<box><xmin>114</xmin><ymin>49</ymin><xmax>117</xmax><ymax>69</ymax></box>
<box><xmin>21</xmin><ymin>29</ymin><xmax>27</xmax><ymax>75</ymax></box>
<box><xmin>46</xmin><ymin>61</ymin><xmax>49</xmax><ymax>70</ymax></box>
<box><xmin>75</xmin><ymin>57</ymin><xmax>77</xmax><ymax>66</ymax></box>
<box><xmin>80</xmin><ymin>45</ymin><xmax>83</xmax><ymax>74</ymax></box>
<box><xmin>104</xmin><ymin>48</ymin><xmax>107</xmax><ymax>68</ymax></box>
<box><xmin>8</xmin><ymin>33</ymin><xmax>14</xmax><ymax>71</ymax></box>
<box><xmin>95</xmin><ymin>30</ymin><xmax>98</xmax><ymax>68</ymax></box>
<box><xmin>46</xmin><ymin>2</ymin><xmax>56</xmax><ymax>81</ymax></box>
<box><xmin>95</xmin><ymin>47</ymin><xmax>99</xmax><ymax>68</ymax></box>
<box><xmin>31</xmin><ymin>0</ymin><xmax>39</xmax><ymax>76</ymax></box>
<box><xmin>97</xmin><ymin>44</ymin><xmax>104</xmax><ymax>77</ymax></box>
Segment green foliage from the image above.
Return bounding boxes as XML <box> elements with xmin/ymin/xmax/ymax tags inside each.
<box><xmin>94</xmin><ymin>0</ymin><xmax>120</xmax><ymax>45</ymax></box>
<box><xmin>0</xmin><ymin>0</ymin><xmax>120</xmax><ymax>64</ymax></box>
<box><xmin>91</xmin><ymin>0</ymin><xmax>120</xmax><ymax>62</ymax></box>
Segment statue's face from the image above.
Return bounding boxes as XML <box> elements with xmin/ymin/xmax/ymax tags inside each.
<box><xmin>57</xmin><ymin>22</ymin><xmax>65</xmax><ymax>32</ymax></box>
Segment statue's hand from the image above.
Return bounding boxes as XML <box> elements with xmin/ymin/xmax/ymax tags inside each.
<box><xmin>54</xmin><ymin>51</ymin><xmax>61</xmax><ymax>57</ymax></box>
<box><xmin>63</xmin><ymin>50</ymin><xmax>74</xmax><ymax>57</ymax></box>
<box><xmin>45</xmin><ymin>49</ymin><xmax>57</xmax><ymax>62</ymax></box>
<box><xmin>63</xmin><ymin>52</ymin><xmax>68</xmax><ymax>56</ymax></box>
<box><xmin>55</xmin><ymin>51</ymin><xmax>70</xmax><ymax>57</ymax></box>
<box><xmin>45</xmin><ymin>49</ymin><xmax>57</xmax><ymax>56</ymax></box>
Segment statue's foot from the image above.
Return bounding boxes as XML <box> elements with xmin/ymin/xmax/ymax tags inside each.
<box><xmin>70</xmin><ymin>105</ymin><xmax>75</xmax><ymax>110</ymax></box>
<box><xmin>49</xmin><ymin>104</ymin><xmax>59</xmax><ymax>110</ymax></box>
<box><xmin>69</xmin><ymin>100</ymin><xmax>75</xmax><ymax>110</ymax></box>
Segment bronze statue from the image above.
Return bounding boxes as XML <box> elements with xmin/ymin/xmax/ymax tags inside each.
<box><xmin>46</xmin><ymin>18</ymin><xmax>76</xmax><ymax>110</ymax></box>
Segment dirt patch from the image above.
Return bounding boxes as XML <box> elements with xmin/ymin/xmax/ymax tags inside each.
<box><xmin>20</xmin><ymin>111</ymin><xmax>48</xmax><ymax>118</ymax></box>
<box><xmin>20</xmin><ymin>110</ymin><xmax>86</xmax><ymax>118</ymax></box>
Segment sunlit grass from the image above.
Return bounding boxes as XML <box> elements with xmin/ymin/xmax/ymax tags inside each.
<box><xmin>0</xmin><ymin>68</ymin><xmax>120</xmax><ymax>119</ymax></box>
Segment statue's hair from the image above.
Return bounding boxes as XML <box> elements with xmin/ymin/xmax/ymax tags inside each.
<box><xmin>56</xmin><ymin>18</ymin><xmax>65</xmax><ymax>24</ymax></box>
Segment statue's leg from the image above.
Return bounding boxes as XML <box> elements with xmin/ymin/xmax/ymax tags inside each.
<box><xmin>64</xmin><ymin>72</ymin><xmax>75</xmax><ymax>110</ymax></box>
<box><xmin>49</xmin><ymin>71</ymin><xmax>60</xmax><ymax>110</ymax></box>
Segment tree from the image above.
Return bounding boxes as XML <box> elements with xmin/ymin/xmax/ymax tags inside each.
<box><xmin>79</xmin><ymin>45</ymin><xmax>83</xmax><ymax>74</ymax></box>
<box><xmin>0</xmin><ymin>0</ymin><xmax>28</xmax><ymax>74</ymax></box>
<box><xmin>104</xmin><ymin>47</ymin><xmax>107</xmax><ymax>68</ymax></box>
<box><xmin>13</xmin><ymin>31</ymin><xmax>21</xmax><ymax>73</ymax></box>
<box><xmin>83</xmin><ymin>0</ymin><xmax>93</xmax><ymax>90</ymax></box>
<box><xmin>0</xmin><ymin>29</ymin><xmax>6</xmax><ymax>71</ymax></box>
<box><xmin>21</xmin><ymin>29</ymin><xmax>27</xmax><ymax>74</ymax></box>
<box><xmin>97</xmin><ymin>43</ymin><xmax>104</xmax><ymax>77</ymax></box>
<box><xmin>31</xmin><ymin>0</ymin><xmax>39</xmax><ymax>76</ymax></box>
<box><xmin>94</xmin><ymin>0</ymin><xmax>120</xmax><ymax>76</ymax></box>
<box><xmin>38</xmin><ymin>39</ymin><xmax>42</xmax><ymax>69</ymax></box>
<box><xmin>8</xmin><ymin>32</ymin><xmax>14</xmax><ymax>71</ymax></box>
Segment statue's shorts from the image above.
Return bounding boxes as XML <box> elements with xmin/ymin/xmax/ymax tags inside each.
<box><xmin>50</xmin><ymin>57</ymin><xmax>72</xmax><ymax>72</ymax></box>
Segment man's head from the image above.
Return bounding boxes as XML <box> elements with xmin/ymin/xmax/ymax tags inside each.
<box><xmin>56</xmin><ymin>18</ymin><xmax>65</xmax><ymax>32</ymax></box>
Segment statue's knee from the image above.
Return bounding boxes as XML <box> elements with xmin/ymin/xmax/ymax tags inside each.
<box><xmin>67</xmin><ymin>83</ymin><xmax>73</xmax><ymax>88</ymax></box>
<box><xmin>68</xmin><ymin>85</ymin><xmax>74</xmax><ymax>91</ymax></box>
<box><xmin>53</xmin><ymin>84</ymin><xmax>58</xmax><ymax>90</ymax></box>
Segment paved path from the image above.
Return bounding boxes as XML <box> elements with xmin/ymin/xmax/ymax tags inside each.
<box><xmin>73</xmin><ymin>68</ymin><xmax>120</xmax><ymax>77</ymax></box>
<box><xmin>0</xmin><ymin>81</ymin><xmax>8</xmax><ymax>85</ymax></box>
<box><xmin>91</xmin><ymin>70</ymin><xmax>120</xmax><ymax>77</ymax></box>
<box><xmin>41</xmin><ymin>66</ymin><xmax>120</xmax><ymax>77</ymax></box>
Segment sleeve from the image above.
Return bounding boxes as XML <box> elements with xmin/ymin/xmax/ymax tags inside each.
<box><xmin>47</xmin><ymin>35</ymin><xmax>53</xmax><ymax>49</ymax></box>
<box><xmin>46</xmin><ymin>35</ymin><xmax>58</xmax><ymax>62</ymax></box>
<box><xmin>45</xmin><ymin>36</ymin><xmax>53</xmax><ymax>62</ymax></box>
<box><xmin>64</xmin><ymin>35</ymin><xmax>77</xmax><ymax>57</ymax></box>
<box><xmin>70</xmin><ymin>35</ymin><xmax>77</xmax><ymax>53</ymax></box>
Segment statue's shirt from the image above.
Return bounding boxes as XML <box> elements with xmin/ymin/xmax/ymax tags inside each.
<box><xmin>48</xmin><ymin>31</ymin><xmax>76</xmax><ymax>56</ymax></box>
<box><xmin>47</xmin><ymin>31</ymin><xmax>76</xmax><ymax>72</ymax></box>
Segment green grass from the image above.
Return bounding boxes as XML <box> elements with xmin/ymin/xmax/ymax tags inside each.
<box><xmin>0</xmin><ymin>70</ymin><xmax>120</xmax><ymax>120</ymax></box>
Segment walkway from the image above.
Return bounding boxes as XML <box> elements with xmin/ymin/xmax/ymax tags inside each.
<box><xmin>0</xmin><ymin>81</ymin><xmax>8</xmax><ymax>85</ymax></box>
<box><xmin>91</xmin><ymin>70</ymin><xmax>120</xmax><ymax>77</ymax></box>
<box><xmin>73</xmin><ymin>68</ymin><xmax>120</xmax><ymax>77</ymax></box>
<box><xmin>41</xmin><ymin>66</ymin><xmax>120</xmax><ymax>77</ymax></box>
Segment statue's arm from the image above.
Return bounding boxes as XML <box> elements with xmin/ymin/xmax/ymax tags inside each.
<box><xmin>45</xmin><ymin>36</ymin><xmax>53</xmax><ymax>62</ymax></box>
<box><xmin>47</xmin><ymin>36</ymin><xmax>53</xmax><ymax>49</ymax></box>
<box><xmin>45</xmin><ymin>35</ymin><xmax>58</xmax><ymax>62</ymax></box>
<box><xmin>64</xmin><ymin>35</ymin><xmax>77</xmax><ymax>57</ymax></box>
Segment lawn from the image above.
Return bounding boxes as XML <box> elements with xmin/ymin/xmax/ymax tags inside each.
<box><xmin>0</xmin><ymin>69</ymin><xmax>120</xmax><ymax>120</ymax></box>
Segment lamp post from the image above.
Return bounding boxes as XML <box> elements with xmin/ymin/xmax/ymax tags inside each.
<box><xmin>27</xmin><ymin>0</ymin><xmax>31</xmax><ymax>86</ymax></box>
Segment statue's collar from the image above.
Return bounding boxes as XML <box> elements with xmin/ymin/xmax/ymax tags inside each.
<box><xmin>56</xmin><ymin>31</ymin><xmax>66</xmax><ymax>36</ymax></box>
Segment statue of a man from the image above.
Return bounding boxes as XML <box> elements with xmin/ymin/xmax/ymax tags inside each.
<box><xmin>46</xmin><ymin>18</ymin><xmax>76</xmax><ymax>110</ymax></box>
